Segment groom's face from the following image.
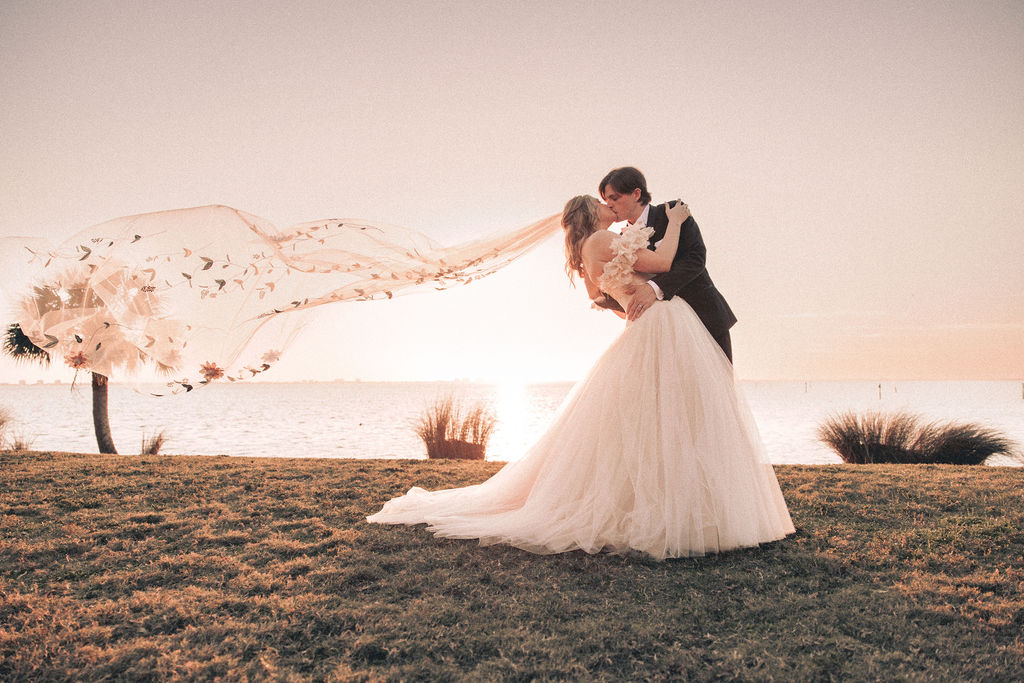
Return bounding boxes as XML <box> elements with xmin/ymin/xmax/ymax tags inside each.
<box><xmin>601</xmin><ymin>187</ymin><xmax>644</xmax><ymax>223</ymax></box>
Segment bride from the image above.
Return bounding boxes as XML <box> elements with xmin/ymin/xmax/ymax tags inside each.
<box><xmin>367</xmin><ymin>196</ymin><xmax>794</xmax><ymax>559</ymax></box>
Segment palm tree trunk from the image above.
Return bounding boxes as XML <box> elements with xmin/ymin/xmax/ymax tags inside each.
<box><xmin>91</xmin><ymin>372</ymin><xmax>118</xmax><ymax>454</ymax></box>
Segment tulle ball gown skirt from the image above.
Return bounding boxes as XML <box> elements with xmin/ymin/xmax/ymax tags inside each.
<box><xmin>367</xmin><ymin>298</ymin><xmax>795</xmax><ymax>560</ymax></box>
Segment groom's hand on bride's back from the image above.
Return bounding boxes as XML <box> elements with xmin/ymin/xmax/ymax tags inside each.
<box><xmin>626</xmin><ymin>284</ymin><xmax>657</xmax><ymax>321</ymax></box>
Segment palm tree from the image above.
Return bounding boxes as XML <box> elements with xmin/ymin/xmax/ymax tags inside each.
<box><xmin>88</xmin><ymin>372</ymin><xmax>117</xmax><ymax>454</ymax></box>
<box><xmin>3</xmin><ymin>322</ymin><xmax>51</xmax><ymax>365</ymax></box>
<box><xmin>4</xmin><ymin>322</ymin><xmax>118</xmax><ymax>454</ymax></box>
<box><xmin>8</xmin><ymin>260</ymin><xmax>190</xmax><ymax>455</ymax></box>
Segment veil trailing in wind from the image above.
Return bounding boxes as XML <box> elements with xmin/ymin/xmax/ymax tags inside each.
<box><xmin>1</xmin><ymin>205</ymin><xmax>561</xmax><ymax>394</ymax></box>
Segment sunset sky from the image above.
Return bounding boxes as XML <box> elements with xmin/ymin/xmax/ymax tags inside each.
<box><xmin>1</xmin><ymin>0</ymin><xmax>1022</xmax><ymax>383</ymax></box>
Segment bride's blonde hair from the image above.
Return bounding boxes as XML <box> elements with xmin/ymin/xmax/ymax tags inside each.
<box><xmin>561</xmin><ymin>195</ymin><xmax>598</xmax><ymax>283</ymax></box>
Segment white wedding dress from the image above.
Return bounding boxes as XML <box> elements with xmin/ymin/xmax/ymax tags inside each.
<box><xmin>367</xmin><ymin>225</ymin><xmax>795</xmax><ymax>559</ymax></box>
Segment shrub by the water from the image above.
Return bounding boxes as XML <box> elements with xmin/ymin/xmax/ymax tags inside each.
<box><xmin>416</xmin><ymin>395</ymin><xmax>496</xmax><ymax>459</ymax></box>
<box><xmin>6</xmin><ymin>432</ymin><xmax>34</xmax><ymax>451</ymax></box>
<box><xmin>140</xmin><ymin>430</ymin><xmax>167</xmax><ymax>455</ymax></box>
<box><xmin>0</xmin><ymin>405</ymin><xmax>11</xmax><ymax>449</ymax></box>
<box><xmin>0</xmin><ymin>407</ymin><xmax>32</xmax><ymax>451</ymax></box>
<box><xmin>818</xmin><ymin>411</ymin><xmax>1018</xmax><ymax>465</ymax></box>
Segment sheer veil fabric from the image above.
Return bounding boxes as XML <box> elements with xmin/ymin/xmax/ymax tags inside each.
<box><xmin>0</xmin><ymin>205</ymin><xmax>560</xmax><ymax>392</ymax></box>
<box><xmin>367</xmin><ymin>224</ymin><xmax>795</xmax><ymax>560</ymax></box>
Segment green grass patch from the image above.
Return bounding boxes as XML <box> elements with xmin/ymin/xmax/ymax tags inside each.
<box><xmin>1</xmin><ymin>452</ymin><xmax>1022</xmax><ymax>680</ymax></box>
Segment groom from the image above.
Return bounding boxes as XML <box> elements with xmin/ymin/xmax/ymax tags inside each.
<box><xmin>597</xmin><ymin>166</ymin><xmax>737</xmax><ymax>362</ymax></box>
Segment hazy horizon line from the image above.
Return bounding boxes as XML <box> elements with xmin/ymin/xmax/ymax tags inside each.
<box><xmin>2</xmin><ymin>378</ymin><xmax>1021</xmax><ymax>387</ymax></box>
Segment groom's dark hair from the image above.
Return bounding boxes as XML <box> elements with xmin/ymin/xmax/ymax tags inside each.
<box><xmin>599</xmin><ymin>167</ymin><xmax>652</xmax><ymax>205</ymax></box>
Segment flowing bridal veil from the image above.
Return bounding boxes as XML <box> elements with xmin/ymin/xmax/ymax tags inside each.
<box><xmin>0</xmin><ymin>205</ymin><xmax>560</xmax><ymax>392</ymax></box>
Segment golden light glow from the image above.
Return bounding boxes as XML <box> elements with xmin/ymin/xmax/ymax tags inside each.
<box><xmin>488</xmin><ymin>380</ymin><xmax>532</xmax><ymax>462</ymax></box>
<box><xmin>0</xmin><ymin>2</ymin><xmax>1021</xmax><ymax>383</ymax></box>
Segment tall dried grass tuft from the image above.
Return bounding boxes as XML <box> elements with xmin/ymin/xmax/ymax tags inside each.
<box><xmin>0</xmin><ymin>407</ymin><xmax>33</xmax><ymax>452</ymax></box>
<box><xmin>416</xmin><ymin>395</ymin><xmax>497</xmax><ymax>460</ymax></box>
<box><xmin>818</xmin><ymin>411</ymin><xmax>1018</xmax><ymax>465</ymax></box>
<box><xmin>0</xmin><ymin>405</ymin><xmax>11</xmax><ymax>449</ymax></box>
<box><xmin>141</xmin><ymin>430</ymin><xmax>167</xmax><ymax>455</ymax></box>
<box><xmin>8</xmin><ymin>431</ymin><xmax>35</xmax><ymax>452</ymax></box>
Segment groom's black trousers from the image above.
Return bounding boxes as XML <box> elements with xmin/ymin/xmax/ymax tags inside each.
<box><xmin>712</xmin><ymin>330</ymin><xmax>733</xmax><ymax>364</ymax></box>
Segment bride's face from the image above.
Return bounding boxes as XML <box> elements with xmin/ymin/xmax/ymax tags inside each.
<box><xmin>592</xmin><ymin>199</ymin><xmax>616</xmax><ymax>225</ymax></box>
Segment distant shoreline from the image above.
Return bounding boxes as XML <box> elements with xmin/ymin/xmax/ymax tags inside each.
<box><xmin>1</xmin><ymin>378</ymin><xmax>1021</xmax><ymax>386</ymax></box>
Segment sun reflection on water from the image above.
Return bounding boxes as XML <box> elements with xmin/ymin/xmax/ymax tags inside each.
<box><xmin>488</xmin><ymin>380</ymin><xmax>532</xmax><ymax>462</ymax></box>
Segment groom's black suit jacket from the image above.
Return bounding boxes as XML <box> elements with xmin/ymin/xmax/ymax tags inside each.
<box><xmin>603</xmin><ymin>202</ymin><xmax>737</xmax><ymax>337</ymax></box>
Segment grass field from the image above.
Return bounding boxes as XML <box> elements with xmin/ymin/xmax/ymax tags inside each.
<box><xmin>1</xmin><ymin>451</ymin><xmax>1022</xmax><ymax>680</ymax></box>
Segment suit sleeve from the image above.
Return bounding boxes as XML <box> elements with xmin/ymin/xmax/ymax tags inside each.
<box><xmin>592</xmin><ymin>293</ymin><xmax>625</xmax><ymax>313</ymax></box>
<box><xmin>650</xmin><ymin>216</ymin><xmax>706</xmax><ymax>300</ymax></box>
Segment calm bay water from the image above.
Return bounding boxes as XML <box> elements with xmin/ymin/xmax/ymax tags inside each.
<box><xmin>0</xmin><ymin>380</ymin><xmax>1021</xmax><ymax>465</ymax></box>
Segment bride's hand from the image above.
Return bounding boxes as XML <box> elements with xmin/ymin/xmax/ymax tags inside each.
<box><xmin>665</xmin><ymin>200</ymin><xmax>690</xmax><ymax>225</ymax></box>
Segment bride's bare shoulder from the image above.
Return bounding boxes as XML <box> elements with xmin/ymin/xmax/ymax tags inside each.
<box><xmin>582</xmin><ymin>230</ymin><xmax>615</xmax><ymax>259</ymax></box>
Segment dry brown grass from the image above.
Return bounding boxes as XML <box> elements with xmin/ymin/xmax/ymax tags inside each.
<box><xmin>415</xmin><ymin>395</ymin><xmax>496</xmax><ymax>459</ymax></box>
<box><xmin>0</xmin><ymin>405</ymin><xmax>10</xmax><ymax>448</ymax></box>
<box><xmin>7</xmin><ymin>433</ymin><xmax>35</xmax><ymax>451</ymax></box>
<box><xmin>818</xmin><ymin>411</ymin><xmax>1019</xmax><ymax>464</ymax></box>
<box><xmin>1</xmin><ymin>452</ymin><xmax>1022</xmax><ymax>680</ymax></box>
<box><xmin>0</xmin><ymin>408</ymin><xmax>34</xmax><ymax>452</ymax></box>
<box><xmin>140</xmin><ymin>430</ymin><xmax>167</xmax><ymax>455</ymax></box>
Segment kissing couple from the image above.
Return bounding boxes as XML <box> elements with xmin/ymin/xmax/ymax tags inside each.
<box><xmin>368</xmin><ymin>167</ymin><xmax>795</xmax><ymax>560</ymax></box>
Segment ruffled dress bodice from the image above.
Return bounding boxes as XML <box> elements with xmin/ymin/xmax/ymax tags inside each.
<box><xmin>595</xmin><ymin>224</ymin><xmax>654</xmax><ymax>309</ymax></box>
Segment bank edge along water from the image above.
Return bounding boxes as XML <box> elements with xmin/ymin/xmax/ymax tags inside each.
<box><xmin>0</xmin><ymin>381</ymin><xmax>1021</xmax><ymax>465</ymax></box>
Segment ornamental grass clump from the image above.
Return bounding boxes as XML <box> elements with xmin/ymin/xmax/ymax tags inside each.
<box><xmin>0</xmin><ymin>408</ymin><xmax>31</xmax><ymax>452</ymax></box>
<box><xmin>8</xmin><ymin>433</ymin><xmax>35</xmax><ymax>451</ymax></box>
<box><xmin>140</xmin><ymin>430</ymin><xmax>167</xmax><ymax>455</ymax></box>
<box><xmin>416</xmin><ymin>395</ymin><xmax>497</xmax><ymax>460</ymax></box>
<box><xmin>818</xmin><ymin>411</ymin><xmax>1018</xmax><ymax>465</ymax></box>
<box><xmin>0</xmin><ymin>405</ymin><xmax>11</xmax><ymax>448</ymax></box>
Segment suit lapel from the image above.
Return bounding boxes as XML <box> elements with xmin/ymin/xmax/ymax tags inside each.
<box><xmin>646</xmin><ymin>203</ymin><xmax>667</xmax><ymax>248</ymax></box>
